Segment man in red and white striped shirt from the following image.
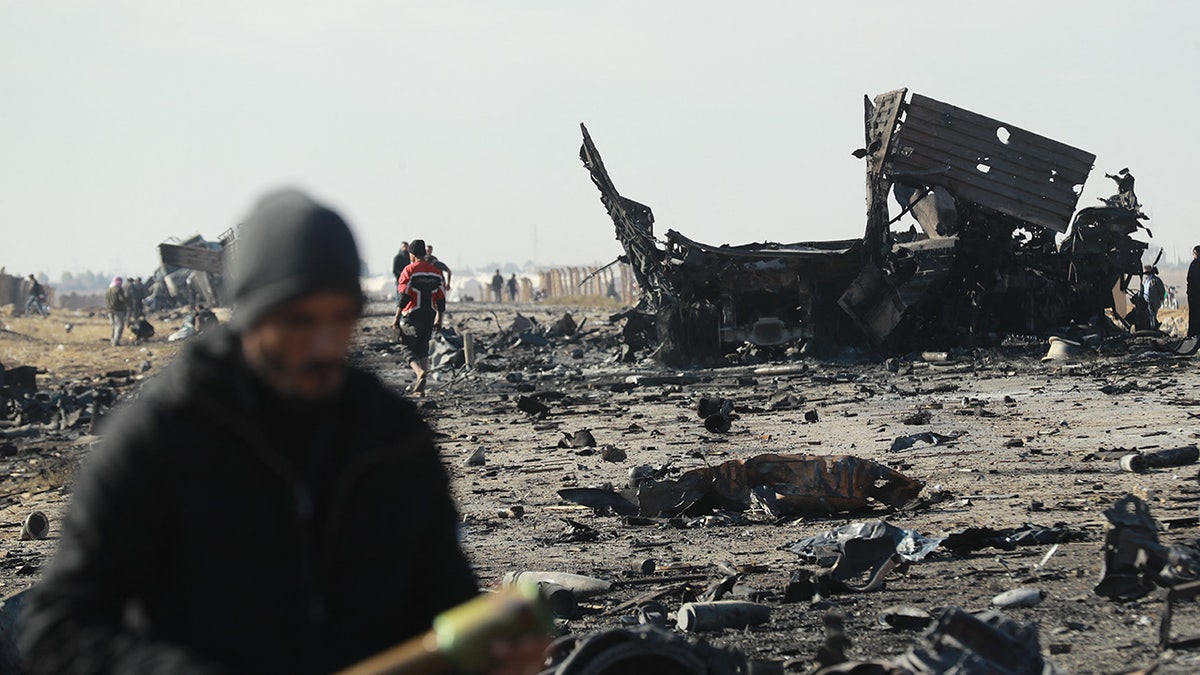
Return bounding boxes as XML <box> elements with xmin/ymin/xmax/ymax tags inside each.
<box><xmin>391</xmin><ymin>239</ymin><xmax>445</xmax><ymax>395</ymax></box>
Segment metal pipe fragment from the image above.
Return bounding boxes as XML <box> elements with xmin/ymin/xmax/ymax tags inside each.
<box><xmin>501</xmin><ymin>571</ymin><xmax>611</xmax><ymax>598</ymax></box>
<box><xmin>676</xmin><ymin>601</ymin><xmax>770</xmax><ymax>632</ymax></box>
<box><xmin>462</xmin><ymin>333</ymin><xmax>476</xmax><ymax>367</ymax></box>
<box><xmin>992</xmin><ymin>587</ymin><xmax>1044</xmax><ymax>608</ymax></box>
<box><xmin>1119</xmin><ymin>446</ymin><xmax>1199</xmax><ymax>473</ymax></box>
<box><xmin>536</xmin><ymin>583</ymin><xmax>579</xmax><ymax>618</ymax></box>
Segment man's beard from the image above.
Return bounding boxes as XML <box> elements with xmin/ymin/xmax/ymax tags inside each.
<box><xmin>255</xmin><ymin>352</ymin><xmax>347</xmax><ymax>403</ymax></box>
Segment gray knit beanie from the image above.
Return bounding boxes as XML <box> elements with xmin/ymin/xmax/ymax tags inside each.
<box><xmin>228</xmin><ymin>189</ymin><xmax>362</xmax><ymax>330</ymax></box>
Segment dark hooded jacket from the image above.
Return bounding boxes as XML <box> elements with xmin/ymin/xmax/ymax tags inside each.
<box><xmin>19</xmin><ymin>327</ymin><xmax>477</xmax><ymax>674</ymax></box>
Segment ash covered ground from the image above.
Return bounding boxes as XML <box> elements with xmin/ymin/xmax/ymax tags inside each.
<box><xmin>3</xmin><ymin>300</ymin><xmax>1200</xmax><ymax>673</ymax></box>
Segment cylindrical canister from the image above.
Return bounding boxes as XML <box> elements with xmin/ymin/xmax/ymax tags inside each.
<box><xmin>676</xmin><ymin>601</ymin><xmax>770</xmax><ymax>632</ymax></box>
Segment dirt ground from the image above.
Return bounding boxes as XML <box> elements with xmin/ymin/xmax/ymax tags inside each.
<box><xmin>3</xmin><ymin>300</ymin><xmax>1199</xmax><ymax>673</ymax></box>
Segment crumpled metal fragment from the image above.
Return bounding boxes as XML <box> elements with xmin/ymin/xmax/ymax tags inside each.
<box><xmin>786</xmin><ymin>520</ymin><xmax>942</xmax><ymax>580</ymax></box>
<box><xmin>561</xmin><ymin>453</ymin><xmax>924</xmax><ymax>518</ymax></box>
<box><xmin>1094</xmin><ymin>493</ymin><xmax>1200</xmax><ymax>601</ymax></box>
<box><xmin>540</xmin><ymin>623</ymin><xmax>745</xmax><ymax>675</ymax></box>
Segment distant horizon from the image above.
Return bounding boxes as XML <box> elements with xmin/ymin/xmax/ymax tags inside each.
<box><xmin>18</xmin><ymin>238</ymin><xmax>1195</xmax><ymax>289</ymax></box>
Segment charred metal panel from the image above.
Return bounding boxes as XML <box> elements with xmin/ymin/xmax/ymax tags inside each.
<box><xmin>663</xmin><ymin>230</ymin><xmax>859</xmax><ymax>261</ymax></box>
<box><xmin>838</xmin><ymin>264</ymin><xmax>907</xmax><ymax>344</ymax></box>
<box><xmin>888</xmin><ymin>94</ymin><xmax>1094</xmax><ymax>233</ymax></box>
<box><xmin>579</xmin><ymin>123</ymin><xmax>672</xmax><ymax>309</ymax></box>
<box><xmin>159</xmin><ymin>243</ymin><xmax>224</xmax><ymax>274</ymax></box>
<box><xmin>867</xmin><ymin>88</ymin><xmax>906</xmax><ymax>174</ymax></box>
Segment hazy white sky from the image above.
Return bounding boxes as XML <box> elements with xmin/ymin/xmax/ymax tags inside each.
<box><xmin>3</xmin><ymin>1</ymin><xmax>1198</xmax><ymax>279</ymax></box>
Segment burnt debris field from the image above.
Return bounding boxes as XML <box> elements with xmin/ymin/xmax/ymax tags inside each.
<box><xmin>2</xmin><ymin>87</ymin><xmax>1198</xmax><ymax>674</ymax></box>
<box><xmin>7</xmin><ymin>300</ymin><xmax>1199</xmax><ymax>673</ymax></box>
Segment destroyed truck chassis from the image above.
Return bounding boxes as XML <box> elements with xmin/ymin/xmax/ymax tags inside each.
<box><xmin>580</xmin><ymin>88</ymin><xmax>1149</xmax><ymax>365</ymax></box>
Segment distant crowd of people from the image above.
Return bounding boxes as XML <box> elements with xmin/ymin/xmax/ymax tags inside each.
<box><xmin>104</xmin><ymin>276</ymin><xmax>164</xmax><ymax>346</ymax></box>
<box><xmin>15</xmin><ymin>273</ymin><xmax>221</xmax><ymax>348</ymax></box>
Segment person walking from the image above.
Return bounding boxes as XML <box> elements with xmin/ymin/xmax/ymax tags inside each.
<box><xmin>105</xmin><ymin>276</ymin><xmax>128</xmax><ymax>346</ymax></box>
<box><xmin>507</xmin><ymin>274</ymin><xmax>518</xmax><ymax>302</ymax></box>
<box><xmin>127</xmin><ymin>277</ymin><xmax>145</xmax><ymax>320</ymax></box>
<box><xmin>1189</xmin><ymin>245</ymin><xmax>1200</xmax><ymax>338</ymax></box>
<box><xmin>426</xmin><ymin>245</ymin><xmax>452</xmax><ymax>289</ymax></box>
<box><xmin>392</xmin><ymin>241</ymin><xmax>409</xmax><ymax>286</ymax></box>
<box><xmin>1143</xmin><ymin>265</ymin><xmax>1166</xmax><ymax>330</ymax></box>
<box><xmin>392</xmin><ymin>239</ymin><xmax>445</xmax><ymax>397</ymax></box>
<box><xmin>19</xmin><ymin>189</ymin><xmax>541</xmax><ymax>674</ymax></box>
<box><xmin>24</xmin><ymin>274</ymin><xmax>49</xmax><ymax>317</ymax></box>
<box><xmin>491</xmin><ymin>269</ymin><xmax>504</xmax><ymax>303</ymax></box>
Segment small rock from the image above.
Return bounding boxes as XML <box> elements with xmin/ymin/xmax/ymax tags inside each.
<box><xmin>558</xmin><ymin>429</ymin><xmax>596</xmax><ymax>448</ymax></box>
<box><xmin>877</xmin><ymin>605</ymin><xmax>933</xmax><ymax>630</ymax></box>
<box><xmin>600</xmin><ymin>445</ymin><xmax>627</xmax><ymax>462</ymax></box>
<box><xmin>517</xmin><ymin>396</ymin><xmax>550</xmax><ymax>418</ymax></box>
<box><xmin>900</xmin><ymin>409</ymin><xmax>932</xmax><ymax>425</ymax></box>
<box><xmin>704</xmin><ymin>414</ymin><xmax>731</xmax><ymax>434</ymax></box>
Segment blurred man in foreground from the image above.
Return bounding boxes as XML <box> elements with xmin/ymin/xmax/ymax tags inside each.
<box><xmin>21</xmin><ymin>190</ymin><xmax>538</xmax><ymax>674</ymax></box>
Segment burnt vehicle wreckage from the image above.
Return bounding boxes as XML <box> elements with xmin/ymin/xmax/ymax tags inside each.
<box><xmin>581</xmin><ymin>88</ymin><xmax>1155</xmax><ymax>366</ymax></box>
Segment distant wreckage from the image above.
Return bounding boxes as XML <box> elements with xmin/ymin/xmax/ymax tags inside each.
<box><xmin>581</xmin><ymin>88</ymin><xmax>1152</xmax><ymax>366</ymax></box>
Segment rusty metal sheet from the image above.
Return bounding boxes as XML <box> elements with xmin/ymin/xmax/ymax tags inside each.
<box><xmin>742</xmin><ymin>454</ymin><xmax>923</xmax><ymax>513</ymax></box>
<box><xmin>159</xmin><ymin>243</ymin><xmax>224</xmax><ymax>274</ymax></box>
<box><xmin>646</xmin><ymin>454</ymin><xmax>922</xmax><ymax>517</ymax></box>
<box><xmin>888</xmin><ymin>94</ymin><xmax>1095</xmax><ymax>232</ymax></box>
